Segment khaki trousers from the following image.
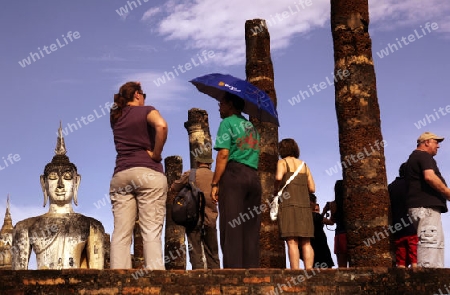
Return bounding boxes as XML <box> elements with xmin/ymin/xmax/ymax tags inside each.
<box><xmin>109</xmin><ymin>167</ymin><xmax>167</xmax><ymax>269</ymax></box>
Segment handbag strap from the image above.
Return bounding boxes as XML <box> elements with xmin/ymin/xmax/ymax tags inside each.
<box><xmin>277</xmin><ymin>161</ymin><xmax>305</xmax><ymax>197</ymax></box>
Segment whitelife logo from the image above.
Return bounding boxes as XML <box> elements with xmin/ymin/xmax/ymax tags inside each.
<box><xmin>376</xmin><ymin>22</ymin><xmax>439</xmax><ymax>59</ymax></box>
<box><xmin>18</xmin><ymin>31</ymin><xmax>81</xmax><ymax>68</ymax></box>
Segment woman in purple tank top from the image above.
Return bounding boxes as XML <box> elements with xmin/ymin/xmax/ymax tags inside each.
<box><xmin>109</xmin><ymin>81</ymin><xmax>168</xmax><ymax>270</ymax></box>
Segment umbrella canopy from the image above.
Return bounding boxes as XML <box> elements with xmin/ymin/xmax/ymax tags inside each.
<box><xmin>190</xmin><ymin>73</ymin><xmax>279</xmax><ymax>126</ymax></box>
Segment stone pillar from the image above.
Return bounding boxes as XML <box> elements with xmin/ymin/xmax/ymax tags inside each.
<box><xmin>132</xmin><ymin>220</ymin><xmax>144</xmax><ymax>269</ymax></box>
<box><xmin>103</xmin><ymin>233</ymin><xmax>111</xmax><ymax>269</ymax></box>
<box><xmin>164</xmin><ymin>155</ymin><xmax>186</xmax><ymax>269</ymax></box>
<box><xmin>184</xmin><ymin>109</ymin><xmax>213</xmax><ymax>168</ymax></box>
<box><xmin>330</xmin><ymin>0</ymin><xmax>393</xmax><ymax>267</ymax></box>
<box><xmin>245</xmin><ymin>19</ymin><xmax>284</xmax><ymax>268</ymax></box>
<box><xmin>184</xmin><ymin>108</ymin><xmax>212</xmax><ymax>268</ymax></box>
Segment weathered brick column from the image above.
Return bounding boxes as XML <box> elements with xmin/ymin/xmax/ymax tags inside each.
<box><xmin>164</xmin><ymin>156</ymin><xmax>186</xmax><ymax>269</ymax></box>
<box><xmin>245</xmin><ymin>19</ymin><xmax>284</xmax><ymax>268</ymax></box>
<box><xmin>132</xmin><ymin>220</ymin><xmax>144</xmax><ymax>269</ymax></box>
<box><xmin>184</xmin><ymin>108</ymin><xmax>213</xmax><ymax>168</ymax></box>
<box><xmin>103</xmin><ymin>233</ymin><xmax>111</xmax><ymax>269</ymax></box>
<box><xmin>184</xmin><ymin>108</ymin><xmax>213</xmax><ymax>268</ymax></box>
<box><xmin>330</xmin><ymin>0</ymin><xmax>393</xmax><ymax>266</ymax></box>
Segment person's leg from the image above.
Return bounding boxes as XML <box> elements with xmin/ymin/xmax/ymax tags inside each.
<box><xmin>286</xmin><ymin>238</ymin><xmax>300</xmax><ymax>269</ymax></box>
<box><xmin>219</xmin><ymin>162</ymin><xmax>246</xmax><ymax>268</ymax></box>
<box><xmin>409</xmin><ymin>207</ymin><xmax>444</xmax><ymax>268</ymax></box>
<box><xmin>186</xmin><ymin>226</ymin><xmax>204</xmax><ymax>269</ymax></box>
<box><xmin>334</xmin><ymin>233</ymin><xmax>348</xmax><ymax>268</ymax></box>
<box><xmin>337</xmin><ymin>254</ymin><xmax>348</xmax><ymax>268</ymax></box>
<box><xmin>135</xmin><ymin>168</ymin><xmax>167</xmax><ymax>270</ymax></box>
<box><xmin>419</xmin><ymin>208</ymin><xmax>444</xmax><ymax>268</ymax></box>
<box><xmin>298</xmin><ymin>244</ymin><xmax>304</xmax><ymax>265</ymax></box>
<box><xmin>203</xmin><ymin>195</ymin><xmax>220</xmax><ymax>269</ymax></box>
<box><xmin>203</xmin><ymin>225</ymin><xmax>220</xmax><ymax>269</ymax></box>
<box><xmin>109</xmin><ymin>169</ymin><xmax>137</xmax><ymax>269</ymax></box>
<box><xmin>242</xmin><ymin>167</ymin><xmax>261</xmax><ymax>268</ymax></box>
<box><xmin>406</xmin><ymin>235</ymin><xmax>418</xmax><ymax>268</ymax></box>
<box><xmin>300</xmin><ymin>238</ymin><xmax>314</xmax><ymax>270</ymax></box>
<box><xmin>395</xmin><ymin>236</ymin><xmax>407</xmax><ymax>268</ymax></box>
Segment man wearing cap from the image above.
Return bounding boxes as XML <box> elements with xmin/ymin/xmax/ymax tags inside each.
<box><xmin>171</xmin><ymin>154</ymin><xmax>220</xmax><ymax>269</ymax></box>
<box><xmin>405</xmin><ymin>131</ymin><xmax>450</xmax><ymax>268</ymax></box>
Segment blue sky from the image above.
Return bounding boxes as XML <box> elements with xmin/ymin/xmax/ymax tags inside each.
<box><xmin>1</xmin><ymin>0</ymin><xmax>450</xmax><ymax>269</ymax></box>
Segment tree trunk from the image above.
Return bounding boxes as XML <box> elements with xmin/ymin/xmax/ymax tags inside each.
<box><xmin>330</xmin><ymin>0</ymin><xmax>393</xmax><ymax>267</ymax></box>
<box><xmin>245</xmin><ymin>19</ymin><xmax>284</xmax><ymax>268</ymax></box>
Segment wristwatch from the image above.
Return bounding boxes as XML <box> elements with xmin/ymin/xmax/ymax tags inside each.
<box><xmin>211</xmin><ymin>183</ymin><xmax>219</xmax><ymax>188</ymax></box>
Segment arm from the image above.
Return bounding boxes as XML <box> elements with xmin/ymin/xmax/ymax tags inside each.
<box><xmin>423</xmin><ymin>169</ymin><xmax>450</xmax><ymax>200</ymax></box>
<box><xmin>146</xmin><ymin>110</ymin><xmax>168</xmax><ymax>162</ymax></box>
<box><xmin>305</xmin><ymin>164</ymin><xmax>315</xmax><ymax>193</ymax></box>
<box><xmin>328</xmin><ymin>201</ymin><xmax>337</xmax><ymax>224</ymax></box>
<box><xmin>321</xmin><ymin>201</ymin><xmax>335</xmax><ymax>225</ymax></box>
<box><xmin>211</xmin><ymin>149</ymin><xmax>229</xmax><ymax>203</ymax></box>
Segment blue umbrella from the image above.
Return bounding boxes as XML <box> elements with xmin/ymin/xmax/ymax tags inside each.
<box><xmin>190</xmin><ymin>73</ymin><xmax>279</xmax><ymax>126</ymax></box>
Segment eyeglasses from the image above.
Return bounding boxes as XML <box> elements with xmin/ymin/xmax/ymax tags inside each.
<box><xmin>138</xmin><ymin>90</ymin><xmax>146</xmax><ymax>100</ymax></box>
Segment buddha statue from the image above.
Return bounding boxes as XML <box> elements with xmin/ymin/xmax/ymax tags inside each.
<box><xmin>12</xmin><ymin>123</ymin><xmax>105</xmax><ymax>270</ymax></box>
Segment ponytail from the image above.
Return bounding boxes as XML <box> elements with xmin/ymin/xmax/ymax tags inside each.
<box><xmin>110</xmin><ymin>82</ymin><xmax>141</xmax><ymax>126</ymax></box>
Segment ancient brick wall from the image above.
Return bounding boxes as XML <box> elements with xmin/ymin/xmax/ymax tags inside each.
<box><xmin>1</xmin><ymin>267</ymin><xmax>450</xmax><ymax>295</ymax></box>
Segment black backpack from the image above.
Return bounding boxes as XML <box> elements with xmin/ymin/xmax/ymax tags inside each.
<box><xmin>172</xmin><ymin>169</ymin><xmax>205</xmax><ymax>228</ymax></box>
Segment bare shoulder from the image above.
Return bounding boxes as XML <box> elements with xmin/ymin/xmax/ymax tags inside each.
<box><xmin>296</xmin><ymin>159</ymin><xmax>308</xmax><ymax>171</ymax></box>
<box><xmin>276</xmin><ymin>158</ymin><xmax>287</xmax><ymax>169</ymax></box>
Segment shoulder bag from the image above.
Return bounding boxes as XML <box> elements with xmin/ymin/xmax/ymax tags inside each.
<box><xmin>270</xmin><ymin>161</ymin><xmax>305</xmax><ymax>221</ymax></box>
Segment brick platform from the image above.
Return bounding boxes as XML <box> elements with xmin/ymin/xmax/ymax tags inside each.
<box><xmin>1</xmin><ymin>267</ymin><xmax>449</xmax><ymax>295</ymax></box>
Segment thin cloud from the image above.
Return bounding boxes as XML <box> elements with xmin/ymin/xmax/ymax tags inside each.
<box><xmin>144</xmin><ymin>0</ymin><xmax>330</xmax><ymax>66</ymax></box>
<box><xmin>128</xmin><ymin>44</ymin><xmax>159</xmax><ymax>52</ymax></box>
<box><xmin>143</xmin><ymin>0</ymin><xmax>450</xmax><ymax>66</ymax></box>
<box><xmin>370</xmin><ymin>0</ymin><xmax>450</xmax><ymax>33</ymax></box>
<box><xmin>83</xmin><ymin>53</ymin><xmax>127</xmax><ymax>62</ymax></box>
<box><xmin>141</xmin><ymin>6</ymin><xmax>162</xmax><ymax>21</ymax></box>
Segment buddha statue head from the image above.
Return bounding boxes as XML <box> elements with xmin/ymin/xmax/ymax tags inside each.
<box><xmin>40</xmin><ymin>122</ymin><xmax>81</xmax><ymax>213</ymax></box>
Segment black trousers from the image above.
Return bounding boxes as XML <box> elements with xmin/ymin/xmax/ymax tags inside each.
<box><xmin>219</xmin><ymin>161</ymin><xmax>262</xmax><ymax>268</ymax></box>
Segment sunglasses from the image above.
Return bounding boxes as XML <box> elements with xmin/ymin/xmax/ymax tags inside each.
<box><xmin>137</xmin><ymin>90</ymin><xmax>146</xmax><ymax>100</ymax></box>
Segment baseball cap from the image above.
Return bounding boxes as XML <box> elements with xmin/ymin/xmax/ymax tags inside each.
<box><xmin>417</xmin><ymin>132</ymin><xmax>444</xmax><ymax>144</ymax></box>
<box><xmin>195</xmin><ymin>154</ymin><xmax>214</xmax><ymax>164</ymax></box>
